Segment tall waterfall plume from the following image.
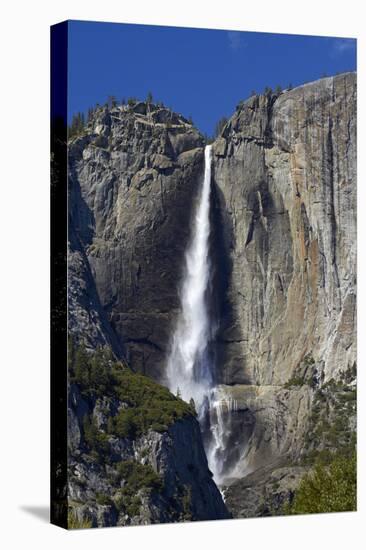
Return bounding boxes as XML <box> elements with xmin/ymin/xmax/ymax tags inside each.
<box><xmin>166</xmin><ymin>145</ymin><xmax>214</xmax><ymax>414</ymax></box>
<box><xmin>166</xmin><ymin>144</ymin><xmax>238</xmax><ymax>483</ymax></box>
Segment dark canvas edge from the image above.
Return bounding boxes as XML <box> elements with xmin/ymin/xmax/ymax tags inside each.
<box><xmin>50</xmin><ymin>20</ymin><xmax>68</xmax><ymax>529</ymax></box>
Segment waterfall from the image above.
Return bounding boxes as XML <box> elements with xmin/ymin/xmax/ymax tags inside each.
<box><xmin>166</xmin><ymin>145</ymin><xmax>214</xmax><ymax>415</ymax></box>
<box><xmin>207</xmin><ymin>390</ymin><xmax>238</xmax><ymax>483</ymax></box>
<box><xmin>166</xmin><ymin>144</ymin><xmax>233</xmax><ymax>483</ymax></box>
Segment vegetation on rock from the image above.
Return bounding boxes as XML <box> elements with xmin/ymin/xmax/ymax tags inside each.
<box><xmin>67</xmin><ymin>509</ymin><xmax>93</xmax><ymax>529</ymax></box>
<box><xmin>284</xmin><ymin>450</ymin><xmax>356</xmax><ymax>514</ymax></box>
<box><xmin>302</xmin><ymin>367</ymin><xmax>356</xmax><ymax>464</ymax></box>
<box><xmin>69</xmin><ymin>344</ymin><xmax>196</xmax><ymax>444</ymax></box>
<box><xmin>114</xmin><ymin>460</ymin><xmax>163</xmax><ymax>516</ymax></box>
<box><xmin>284</xmin><ymin>354</ymin><xmax>318</xmax><ymax>389</ymax></box>
<box><xmin>67</xmin><ymin>343</ymin><xmax>209</xmax><ymax>525</ymax></box>
<box><xmin>68</xmin><ymin>112</ymin><xmax>86</xmax><ymax>139</ymax></box>
<box><xmin>282</xmin><ymin>363</ymin><xmax>357</xmax><ymax>516</ymax></box>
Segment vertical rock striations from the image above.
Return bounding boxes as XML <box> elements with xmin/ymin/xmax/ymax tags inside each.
<box><xmin>213</xmin><ymin>72</ymin><xmax>356</xmax><ymax>387</ymax></box>
<box><xmin>68</xmin><ymin>102</ymin><xmax>204</xmax><ymax>379</ymax></box>
<box><xmin>212</xmin><ymin>72</ymin><xmax>356</xmax><ymax>478</ymax></box>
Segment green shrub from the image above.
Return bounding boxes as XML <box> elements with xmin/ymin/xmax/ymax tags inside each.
<box><xmin>70</xmin><ymin>344</ymin><xmax>195</xmax><ymax>448</ymax></box>
<box><xmin>181</xmin><ymin>485</ymin><xmax>193</xmax><ymax>520</ymax></box>
<box><xmin>105</xmin><ymin>362</ymin><xmax>195</xmax><ymax>438</ymax></box>
<box><xmin>83</xmin><ymin>414</ymin><xmax>109</xmax><ymax>455</ymax></box>
<box><xmin>301</xmin><ymin>371</ymin><xmax>357</xmax><ymax>464</ymax></box>
<box><xmin>303</xmin><ymin>353</ymin><xmax>315</xmax><ymax>367</ymax></box>
<box><xmin>69</xmin><ymin>346</ymin><xmax>196</xmax><ymax>461</ymax></box>
<box><xmin>285</xmin><ymin>450</ymin><xmax>356</xmax><ymax>514</ymax></box>
<box><xmin>114</xmin><ymin>460</ymin><xmax>163</xmax><ymax>516</ymax></box>
<box><xmin>95</xmin><ymin>493</ymin><xmax>113</xmax><ymax>506</ymax></box>
<box><xmin>284</xmin><ymin>376</ymin><xmax>304</xmax><ymax>388</ymax></box>
<box><xmin>67</xmin><ymin>509</ymin><xmax>92</xmax><ymax>529</ymax></box>
<box><xmin>116</xmin><ymin>460</ymin><xmax>162</xmax><ymax>492</ymax></box>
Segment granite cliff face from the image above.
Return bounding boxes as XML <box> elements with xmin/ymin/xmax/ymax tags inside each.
<box><xmin>68</xmin><ymin>72</ymin><xmax>356</xmax><ymax>520</ymax></box>
<box><xmin>213</xmin><ymin>72</ymin><xmax>356</xmax><ymax>387</ymax></box>
<box><xmin>68</xmin><ymin>371</ymin><xmax>230</xmax><ymax>527</ymax></box>
<box><xmin>69</xmin><ymin>102</ymin><xmax>204</xmax><ymax>379</ymax></box>
<box><xmin>210</xmin><ymin>72</ymin><xmax>356</xmax><ymax>481</ymax></box>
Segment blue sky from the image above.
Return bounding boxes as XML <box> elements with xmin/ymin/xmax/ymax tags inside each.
<box><xmin>67</xmin><ymin>20</ymin><xmax>356</xmax><ymax>136</ymax></box>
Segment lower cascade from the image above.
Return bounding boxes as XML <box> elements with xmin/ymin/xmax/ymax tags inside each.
<box><xmin>166</xmin><ymin>144</ymin><xmax>234</xmax><ymax>483</ymax></box>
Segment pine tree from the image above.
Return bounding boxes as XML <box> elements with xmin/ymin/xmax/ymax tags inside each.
<box><xmin>87</xmin><ymin>107</ymin><xmax>94</xmax><ymax>123</ymax></box>
<box><xmin>107</xmin><ymin>95</ymin><xmax>117</xmax><ymax>108</ymax></box>
<box><xmin>274</xmin><ymin>84</ymin><xmax>282</xmax><ymax>95</ymax></box>
<box><xmin>73</xmin><ymin>343</ymin><xmax>90</xmax><ymax>386</ymax></box>
<box><xmin>68</xmin><ymin>112</ymin><xmax>85</xmax><ymax>138</ymax></box>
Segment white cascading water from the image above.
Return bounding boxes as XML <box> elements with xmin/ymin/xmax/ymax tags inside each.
<box><xmin>166</xmin><ymin>145</ymin><xmax>214</xmax><ymax>414</ymax></box>
<box><xmin>207</xmin><ymin>390</ymin><xmax>239</xmax><ymax>483</ymax></box>
<box><xmin>166</xmin><ymin>145</ymin><xmax>232</xmax><ymax>483</ymax></box>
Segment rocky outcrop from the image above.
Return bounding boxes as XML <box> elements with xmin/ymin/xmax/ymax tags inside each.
<box><xmin>68</xmin><ymin>102</ymin><xmax>204</xmax><ymax>379</ymax></box>
<box><xmin>67</xmin><ymin>365</ymin><xmax>230</xmax><ymax>527</ymax></box>
<box><xmin>212</xmin><ymin>383</ymin><xmax>313</xmax><ymax>477</ymax></box>
<box><xmin>223</xmin><ymin>460</ymin><xmax>310</xmax><ymax>518</ymax></box>
<box><xmin>212</xmin><ymin>72</ymin><xmax>356</xmax><ymax>387</ymax></box>
<box><xmin>222</xmin><ymin>364</ymin><xmax>356</xmax><ymax>517</ymax></box>
<box><xmin>68</xmin><ymin>229</ymin><xmax>124</xmax><ymax>357</ymax></box>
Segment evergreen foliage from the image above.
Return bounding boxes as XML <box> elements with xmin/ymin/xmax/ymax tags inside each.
<box><xmin>303</xmin><ymin>370</ymin><xmax>357</xmax><ymax>462</ymax></box>
<box><xmin>67</xmin><ymin>509</ymin><xmax>93</xmax><ymax>529</ymax></box>
<box><xmin>114</xmin><ymin>460</ymin><xmax>163</xmax><ymax>516</ymax></box>
<box><xmin>274</xmin><ymin>84</ymin><xmax>283</xmax><ymax>95</ymax></box>
<box><xmin>69</xmin><ymin>343</ymin><xmax>196</xmax><ymax>443</ymax></box>
<box><xmin>95</xmin><ymin>493</ymin><xmax>113</xmax><ymax>506</ymax></box>
<box><xmin>285</xmin><ymin>450</ymin><xmax>356</xmax><ymax>514</ymax></box>
<box><xmin>68</xmin><ymin>112</ymin><xmax>85</xmax><ymax>138</ymax></box>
